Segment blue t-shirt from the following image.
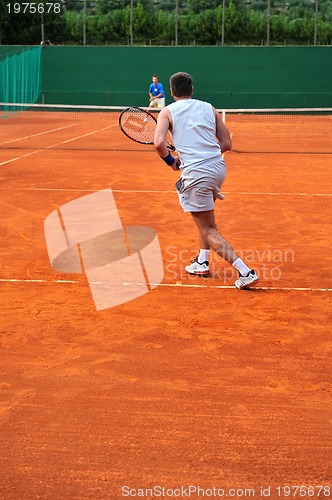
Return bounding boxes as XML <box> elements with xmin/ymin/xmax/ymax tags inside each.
<box><xmin>149</xmin><ymin>82</ymin><xmax>165</xmax><ymax>98</ymax></box>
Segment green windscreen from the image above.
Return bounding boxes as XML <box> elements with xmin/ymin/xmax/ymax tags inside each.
<box><xmin>0</xmin><ymin>47</ymin><xmax>42</xmax><ymax>105</ymax></box>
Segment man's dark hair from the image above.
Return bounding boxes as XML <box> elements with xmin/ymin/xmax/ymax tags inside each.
<box><xmin>170</xmin><ymin>72</ymin><xmax>193</xmax><ymax>97</ymax></box>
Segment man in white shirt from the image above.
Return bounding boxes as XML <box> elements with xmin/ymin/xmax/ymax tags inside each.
<box><xmin>154</xmin><ymin>71</ymin><xmax>259</xmax><ymax>289</ymax></box>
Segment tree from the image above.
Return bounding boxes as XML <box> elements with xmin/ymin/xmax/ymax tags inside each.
<box><xmin>0</xmin><ymin>0</ymin><xmax>331</xmax><ymax>45</ymax></box>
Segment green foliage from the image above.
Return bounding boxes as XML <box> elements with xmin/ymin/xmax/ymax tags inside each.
<box><xmin>0</xmin><ymin>0</ymin><xmax>68</xmax><ymax>44</ymax></box>
<box><xmin>188</xmin><ymin>0</ymin><xmax>218</xmax><ymax>14</ymax></box>
<box><xmin>0</xmin><ymin>0</ymin><xmax>331</xmax><ymax>45</ymax></box>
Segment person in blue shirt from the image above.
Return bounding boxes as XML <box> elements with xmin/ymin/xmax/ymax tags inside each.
<box><xmin>148</xmin><ymin>75</ymin><xmax>165</xmax><ymax>109</ymax></box>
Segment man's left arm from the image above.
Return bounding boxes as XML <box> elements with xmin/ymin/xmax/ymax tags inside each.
<box><xmin>154</xmin><ymin>109</ymin><xmax>180</xmax><ymax>170</ymax></box>
<box><xmin>155</xmin><ymin>83</ymin><xmax>164</xmax><ymax>99</ymax></box>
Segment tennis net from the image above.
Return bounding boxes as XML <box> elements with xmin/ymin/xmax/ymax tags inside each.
<box><xmin>1</xmin><ymin>103</ymin><xmax>332</xmax><ymax>154</ymax></box>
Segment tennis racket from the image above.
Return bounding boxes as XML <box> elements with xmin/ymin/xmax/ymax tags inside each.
<box><xmin>119</xmin><ymin>106</ymin><xmax>175</xmax><ymax>151</ymax></box>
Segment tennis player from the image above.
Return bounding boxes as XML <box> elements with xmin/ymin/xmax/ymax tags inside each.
<box><xmin>154</xmin><ymin>72</ymin><xmax>259</xmax><ymax>289</ymax></box>
<box><xmin>148</xmin><ymin>75</ymin><xmax>165</xmax><ymax>109</ymax></box>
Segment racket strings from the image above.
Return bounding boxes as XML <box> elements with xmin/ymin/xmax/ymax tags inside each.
<box><xmin>119</xmin><ymin>106</ymin><xmax>175</xmax><ymax>150</ymax></box>
<box><xmin>121</xmin><ymin>108</ymin><xmax>156</xmax><ymax>144</ymax></box>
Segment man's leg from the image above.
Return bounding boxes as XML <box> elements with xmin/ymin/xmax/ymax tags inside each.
<box><xmin>198</xmin><ymin>232</ymin><xmax>209</xmax><ymax>250</ymax></box>
<box><xmin>191</xmin><ymin>210</ymin><xmax>238</xmax><ymax>264</ymax></box>
<box><xmin>188</xmin><ymin>210</ymin><xmax>259</xmax><ymax>288</ymax></box>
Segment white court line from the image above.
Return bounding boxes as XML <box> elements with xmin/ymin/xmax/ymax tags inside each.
<box><xmin>0</xmin><ymin>186</ymin><xmax>331</xmax><ymax>197</ymax></box>
<box><xmin>0</xmin><ymin>278</ymin><xmax>330</xmax><ymax>292</ymax></box>
<box><xmin>49</xmin><ymin>123</ymin><xmax>116</xmax><ymax>147</ymax></box>
<box><xmin>0</xmin><ymin>123</ymin><xmax>118</xmax><ymax>166</ymax></box>
<box><xmin>0</xmin><ymin>123</ymin><xmax>79</xmax><ymax>147</ymax></box>
<box><xmin>0</xmin><ymin>150</ymin><xmax>42</xmax><ymax>166</ymax></box>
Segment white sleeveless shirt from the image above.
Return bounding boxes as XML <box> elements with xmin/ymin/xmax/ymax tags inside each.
<box><xmin>167</xmin><ymin>98</ymin><xmax>221</xmax><ymax>169</ymax></box>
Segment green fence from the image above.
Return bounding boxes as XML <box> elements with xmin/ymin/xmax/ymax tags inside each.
<box><xmin>0</xmin><ymin>46</ymin><xmax>31</xmax><ymax>60</ymax></box>
<box><xmin>0</xmin><ymin>46</ymin><xmax>42</xmax><ymax>104</ymax></box>
<box><xmin>1</xmin><ymin>46</ymin><xmax>331</xmax><ymax>108</ymax></box>
<box><xmin>40</xmin><ymin>46</ymin><xmax>332</xmax><ymax>108</ymax></box>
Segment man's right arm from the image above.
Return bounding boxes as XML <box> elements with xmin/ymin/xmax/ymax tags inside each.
<box><xmin>149</xmin><ymin>84</ymin><xmax>154</xmax><ymax>101</ymax></box>
<box><xmin>213</xmin><ymin>107</ymin><xmax>232</xmax><ymax>153</ymax></box>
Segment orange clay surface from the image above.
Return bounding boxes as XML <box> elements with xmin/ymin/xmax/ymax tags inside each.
<box><xmin>0</xmin><ymin>145</ymin><xmax>331</xmax><ymax>499</ymax></box>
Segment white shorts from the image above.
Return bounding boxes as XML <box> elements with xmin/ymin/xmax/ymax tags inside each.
<box><xmin>149</xmin><ymin>97</ymin><xmax>165</xmax><ymax>109</ymax></box>
<box><xmin>176</xmin><ymin>159</ymin><xmax>227</xmax><ymax>213</ymax></box>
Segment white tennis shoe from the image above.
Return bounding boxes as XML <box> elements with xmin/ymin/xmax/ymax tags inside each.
<box><xmin>185</xmin><ymin>256</ymin><xmax>210</xmax><ymax>276</ymax></box>
<box><xmin>235</xmin><ymin>270</ymin><xmax>259</xmax><ymax>289</ymax></box>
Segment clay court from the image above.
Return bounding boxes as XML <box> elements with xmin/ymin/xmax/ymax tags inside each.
<box><xmin>0</xmin><ymin>110</ymin><xmax>331</xmax><ymax>499</ymax></box>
